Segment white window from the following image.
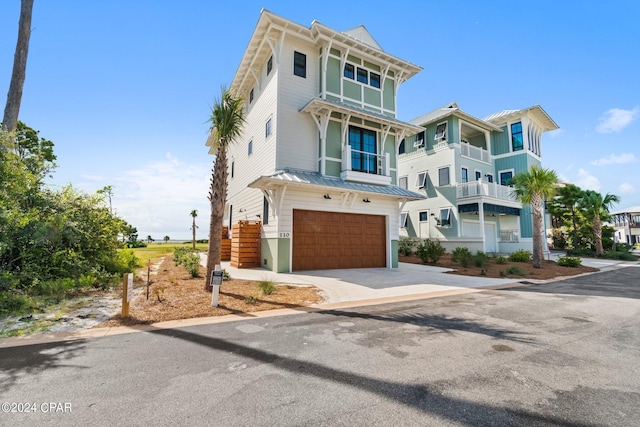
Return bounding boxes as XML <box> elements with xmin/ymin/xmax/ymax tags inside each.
<box><xmin>415</xmin><ymin>171</ymin><xmax>428</xmax><ymax>188</ymax></box>
<box><xmin>438</xmin><ymin>208</ymin><xmax>452</xmax><ymax>227</ymax></box>
<box><xmin>438</xmin><ymin>166</ymin><xmax>450</xmax><ymax>186</ymax></box>
<box><xmin>413</xmin><ymin>131</ymin><xmax>425</xmax><ymax>148</ymax></box>
<box><xmin>400</xmin><ymin>212</ymin><xmax>408</xmax><ymax>228</ymax></box>
<box><xmin>435</xmin><ymin>122</ymin><xmax>447</xmax><ymax>140</ymax></box>
<box><xmin>399</xmin><ymin>176</ymin><xmax>408</xmax><ymax>190</ymax></box>
<box><xmin>265</xmin><ymin>117</ymin><xmax>272</xmax><ymax>138</ymax></box>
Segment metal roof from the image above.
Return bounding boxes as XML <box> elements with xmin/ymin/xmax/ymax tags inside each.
<box><xmin>248</xmin><ymin>168</ymin><xmax>426</xmax><ymax>200</ymax></box>
<box><xmin>409</xmin><ymin>102</ymin><xmax>503</xmax><ymax>133</ymax></box>
<box><xmin>612</xmin><ymin>206</ymin><xmax>640</xmax><ymax>215</ymax></box>
<box><xmin>484</xmin><ymin>105</ymin><xmax>559</xmax><ymax>132</ymax></box>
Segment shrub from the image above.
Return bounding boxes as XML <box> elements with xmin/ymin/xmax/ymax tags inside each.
<box><xmin>416</xmin><ymin>239</ymin><xmax>446</xmax><ymax>263</ymax></box>
<box><xmin>257</xmin><ymin>280</ymin><xmax>277</xmax><ymax>296</ymax></box>
<box><xmin>474</xmin><ymin>251</ymin><xmax>490</xmax><ymax>268</ymax></box>
<box><xmin>557</xmin><ymin>256</ymin><xmax>582</xmax><ymax>267</ymax></box>
<box><xmin>183</xmin><ymin>253</ymin><xmax>201</xmax><ymax>278</ymax></box>
<box><xmin>451</xmin><ymin>247</ymin><xmax>473</xmax><ymax>267</ymax></box>
<box><xmin>505</xmin><ymin>265</ymin><xmax>525</xmax><ymax>275</ymax></box>
<box><xmin>113</xmin><ymin>249</ymin><xmax>140</xmax><ymax>274</ymax></box>
<box><xmin>398</xmin><ymin>237</ymin><xmax>417</xmax><ymax>256</ymax></box>
<box><xmin>244</xmin><ymin>295</ymin><xmax>258</xmax><ymax>305</ymax></box>
<box><xmin>173</xmin><ymin>247</ymin><xmax>191</xmax><ymax>266</ymax></box>
<box><xmin>496</xmin><ymin>256</ymin><xmax>507</xmax><ymax>264</ymax></box>
<box><xmin>600</xmin><ymin>251</ymin><xmax>637</xmax><ymax>261</ymax></box>
<box><xmin>508</xmin><ymin>249</ymin><xmax>531</xmax><ymax>263</ymax></box>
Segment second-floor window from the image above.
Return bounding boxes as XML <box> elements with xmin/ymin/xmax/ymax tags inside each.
<box><xmin>415</xmin><ymin>171</ymin><xmax>427</xmax><ymax>188</ymax></box>
<box><xmin>356</xmin><ymin>67</ymin><xmax>368</xmax><ymax>84</ymax></box>
<box><xmin>461</xmin><ymin>167</ymin><xmax>468</xmax><ymax>183</ymax></box>
<box><xmin>349</xmin><ymin>126</ymin><xmax>376</xmax><ymax>174</ymax></box>
<box><xmin>265</xmin><ymin>118</ymin><xmax>272</xmax><ymax>138</ymax></box>
<box><xmin>500</xmin><ymin>170</ymin><xmax>513</xmax><ymax>186</ymax></box>
<box><xmin>511</xmin><ymin>122</ymin><xmax>523</xmax><ymax>151</ymax></box>
<box><xmin>475</xmin><ymin>171</ymin><xmax>482</xmax><ymax>181</ymax></box>
<box><xmin>344</xmin><ymin>63</ymin><xmax>355</xmax><ymax>79</ymax></box>
<box><xmin>439</xmin><ymin>166</ymin><xmax>450</xmax><ymax>186</ymax></box>
<box><xmin>294</xmin><ymin>51</ymin><xmax>306</xmax><ymax>78</ymax></box>
<box><xmin>399</xmin><ymin>176</ymin><xmax>408</xmax><ymax>189</ymax></box>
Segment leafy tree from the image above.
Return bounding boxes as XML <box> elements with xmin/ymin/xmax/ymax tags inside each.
<box><xmin>580</xmin><ymin>190</ymin><xmax>620</xmax><ymax>255</ymax></box>
<box><xmin>2</xmin><ymin>0</ymin><xmax>34</xmax><ymax>133</ymax></box>
<box><xmin>97</xmin><ymin>185</ymin><xmax>114</xmax><ymax>214</ymax></box>
<box><xmin>190</xmin><ymin>209</ymin><xmax>198</xmax><ymax>249</ymax></box>
<box><xmin>547</xmin><ymin>183</ymin><xmax>583</xmax><ymax>249</ymax></box>
<box><xmin>205</xmin><ymin>87</ymin><xmax>245</xmax><ymax>289</ymax></box>
<box><xmin>509</xmin><ymin>166</ymin><xmax>559</xmax><ymax>268</ymax></box>
<box><xmin>146</xmin><ymin>235</ymin><xmax>154</xmax><ymax>244</ymax></box>
<box><xmin>164</xmin><ymin>235</ymin><xmax>170</xmax><ymax>243</ymax></box>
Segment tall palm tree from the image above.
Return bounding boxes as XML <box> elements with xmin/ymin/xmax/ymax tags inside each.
<box><xmin>2</xmin><ymin>0</ymin><xmax>34</xmax><ymax>133</ymax></box>
<box><xmin>509</xmin><ymin>166</ymin><xmax>559</xmax><ymax>268</ymax></box>
<box><xmin>580</xmin><ymin>190</ymin><xmax>620</xmax><ymax>255</ymax></box>
<box><xmin>190</xmin><ymin>209</ymin><xmax>198</xmax><ymax>249</ymax></box>
<box><xmin>205</xmin><ymin>87</ymin><xmax>245</xmax><ymax>290</ymax></box>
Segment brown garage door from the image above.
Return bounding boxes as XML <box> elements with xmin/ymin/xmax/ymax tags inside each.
<box><xmin>292</xmin><ymin>209</ymin><xmax>386</xmax><ymax>271</ymax></box>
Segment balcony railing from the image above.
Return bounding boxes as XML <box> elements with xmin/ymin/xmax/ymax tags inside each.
<box><xmin>341</xmin><ymin>145</ymin><xmax>391</xmax><ymax>185</ymax></box>
<box><xmin>457</xmin><ymin>180</ymin><xmax>518</xmax><ymax>202</ymax></box>
<box><xmin>460</xmin><ymin>141</ymin><xmax>490</xmax><ymax>163</ymax></box>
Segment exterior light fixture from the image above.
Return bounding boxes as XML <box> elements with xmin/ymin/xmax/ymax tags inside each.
<box><xmin>363</xmin><ymin>198</ymin><xmax>370</xmax><ymax>203</ymax></box>
<box><xmin>323</xmin><ymin>194</ymin><xmax>331</xmax><ymax>200</ymax></box>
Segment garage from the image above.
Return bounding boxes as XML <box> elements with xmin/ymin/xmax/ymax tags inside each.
<box><xmin>292</xmin><ymin>209</ymin><xmax>386</xmax><ymax>271</ymax></box>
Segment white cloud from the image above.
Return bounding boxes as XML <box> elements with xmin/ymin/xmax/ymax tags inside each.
<box><xmin>591</xmin><ymin>153</ymin><xmax>638</xmax><ymax>166</ymax></box>
<box><xmin>547</xmin><ymin>128</ymin><xmax>565</xmax><ymax>139</ymax></box>
<box><xmin>575</xmin><ymin>169</ymin><xmax>602</xmax><ymax>191</ymax></box>
<box><xmin>596</xmin><ymin>107</ymin><xmax>640</xmax><ymax>134</ymax></box>
<box><xmin>112</xmin><ymin>153</ymin><xmax>213</xmax><ymax>240</ymax></box>
<box><xmin>618</xmin><ymin>182</ymin><xmax>636</xmax><ymax>195</ymax></box>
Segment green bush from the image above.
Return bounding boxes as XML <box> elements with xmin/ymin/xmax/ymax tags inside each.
<box><xmin>173</xmin><ymin>247</ymin><xmax>192</xmax><ymax>266</ymax></box>
<box><xmin>600</xmin><ymin>251</ymin><xmax>638</xmax><ymax>261</ymax></box>
<box><xmin>398</xmin><ymin>237</ymin><xmax>417</xmax><ymax>256</ymax></box>
<box><xmin>416</xmin><ymin>239</ymin><xmax>446</xmax><ymax>263</ymax></box>
<box><xmin>557</xmin><ymin>256</ymin><xmax>582</xmax><ymax>267</ymax></box>
<box><xmin>505</xmin><ymin>265</ymin><xmax>525</xmax><ymax>275</ymax></box>
<box><xmin>451</xmin><ymin>247</ymin><xmax>473</xmax><ymax>267</ymax></box>
<box><xmin>257</xmin><ymin>280</ymin><xmax>277</xmax><ymax>295</ymax></box>
<box><xmin>183</xmin><ymin>253</ymin><xmax>201</xmax><ymax>278</ymax></box>
<box><xmin>474</xmin><ymin>251</ymin><xmax>490</xmax><ymax>268</ymax></box>
<box><xmin>508</xmin><ymin>249</ymin><xmax>532</xmax><ymax>263</ymax></box>
<box><xmin>496</xmin><ymin>256</ymin><xmax>507</xmax><ymax>264</ymax></box>
<box><xmin>0</xmin><ymin>292</ymin><xmax>33</xmax><ymax>315</ymax></box>
<box><xmin>112</xmin><ymin>249</ymin><xmax>140</xmax><ymax>274</ymax></box>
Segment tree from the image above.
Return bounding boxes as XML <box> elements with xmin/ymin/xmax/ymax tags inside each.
<box><xmin>509</xmin><ymin>166</ymin><xmax>559</xmax><ymax>268</ymax></box>
<box><xmin>2</xmin><ymin>0</ymin><xmax>34</xmax><ymax>133</ymax></box>
<box><xmin>205</xmin><ymin>87</ymin><xmax>245</xmax><ymax>289</ymax></box>
<box><xmin>190</xmin><ymin>209</ymin><xmax>198</xmax><ymax>249</ymax></box>
<box><xmin>580</xmin><ymin>190</ymin><xmax>620</xmax><ymax>255</ymax></box>
<box><xmin>163</xmin><ymin>235</ymin><xmax>170</xmax><ymax>244</ymax></box>
<box><xmin>548</xmin><ymin>183</ymin><xmax>584</xmax><ymax>249</ymax></box>
<box><xmin>97</xmin><ymin>185</ymin><xmax>114</xmax><ymax>214</ymax></box>
<box><xmin>146</xmin><ymin>235</ymin><xmax>154</xmax><ymax>244</ymax></box>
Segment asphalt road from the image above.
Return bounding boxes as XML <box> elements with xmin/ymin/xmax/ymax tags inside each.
<box><xmin>1</xmin><ymin>265</ymin><xmax>639</xmax><ymax>426</ymax></box>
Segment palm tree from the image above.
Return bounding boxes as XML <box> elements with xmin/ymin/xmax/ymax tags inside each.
<box><xmin>190</xmin><ymin>209</ymin><xmax>198</xmax><ymax>249</ymax></box>
<box><xmin>205</xmin><ymin>87</ymin><xmax>245</xmax><ymax>290</ymax></box>
<box><xmin>580</xmin><ymin>190</ymin><xmax>620</xmax><ymax>255</ymax></box>
<box><xmin>2</xmin><ymin>0</ymin><xmax>34</xmax><ymax>133</ymax></box>
<box><xmin>509</xmin><ymin>166</ymin><xmax>559</xmax><ymax>268</ymax></box>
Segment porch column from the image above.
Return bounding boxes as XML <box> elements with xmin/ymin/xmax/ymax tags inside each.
<box><xmin>479</xmin><ymin>203</ymin><xmax>486</xmax><ymax>252</ymax></box>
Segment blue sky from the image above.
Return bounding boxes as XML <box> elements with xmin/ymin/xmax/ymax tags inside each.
<box><xmin>2</xmin><ymin>0</ymin><xmax>639</xmax><ymax>240</ymax></box>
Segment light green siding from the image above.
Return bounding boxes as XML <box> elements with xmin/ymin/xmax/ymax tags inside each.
<box><xmin>383</xmin><ymin>78</ymin><xmax>395</xmax><ymax>112</ymax></box>
<box><xmin>491</xmin><ymin>127</ymin><xmax>509</xmax><ymax>155</ymax></box>
<box><xmin>326</xmin><ymin>120</ymin><xmax>342</xmax><ymax>158</ymax></box>
<box><xmin>520</xmin><ymin>205</ymin><xmax>533</xmax><ymax>238</ymax></box>
<box><xmin>494</xmin><ymin>153</ymin><xmax>529</xmax><ymax>176</ymax></box>
<box><xmin>391</xmin><ymin>240</ymin><xmax>398</xmax><ymax>267</ymax></box>
<box><xmin>364</xmin><ymin>87</ymin><xmax>381</xmax><ymax>107</ymax></box>
<box><xmin>363</xmin><ymin>60</ymin><xmax>380</xmax><ymax>71</ymax></box>
<box><xmin>326</xmin><ymin>57</ymin><xmax>341</xmax><ymax>95</ymax></box>
<box><xmin>325</xmin><ymin>160</ymin><xmax>341</xmax><ymax>177</ymax></box>
<box><xmin>343</xmin><ymin>80</ymin><xmax>361</xmax><ymax>101</ymax></box>
<box><xmin>261</xmin><ymin>238</ymin><xmax>291</xmax><ymax>273</ymax></box>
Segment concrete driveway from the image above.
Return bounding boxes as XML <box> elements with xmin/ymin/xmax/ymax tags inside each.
<box><xmin>202</xmin><ymin>252</ymin><xmax>636</xmax><ymax>305</ymax></box>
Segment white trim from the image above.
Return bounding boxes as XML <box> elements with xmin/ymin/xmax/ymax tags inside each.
<box><xmin>498</xmin><ymin>168</ymin><xmax>515</xmax><ymax>186</ymax></box>
<box><xmin>415</xmin><ymin>171</ymin><xmax>428</xmax><ymax>188</ymax></box>
<box><xmin>434</xmin><ymin>121</ymin><xmax>448</xmax><ymax>141</ymax></box>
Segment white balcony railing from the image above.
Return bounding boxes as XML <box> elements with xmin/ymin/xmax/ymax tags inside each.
<box><xmin>457</xmin><ymin>180</ymin><xmax>518</xmax><ymax>202</ymax></box>
<box><xmin>460</xmin><ymin>141</ymin><xmax>490</xmax><ymax>163</ymax></box>
<box><xmin>341</xmin><ymin>145</ymin><xmax>391</xmax><ymax>185</ymax></box>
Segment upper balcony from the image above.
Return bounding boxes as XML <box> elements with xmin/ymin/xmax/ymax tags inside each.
<box><xmin>456</xmin><ymin>180</ymin><xmax>520</xmax><ymax>205</ymax></box>
<box><xmin>460</xmin><ymin>141</ymin><xmax>490</xmax><ymax>163</ymax></box>
<box><xmin>341</xmin><ymin>145</ymin><xmax>391</xmax><ymax>185</ymax></box>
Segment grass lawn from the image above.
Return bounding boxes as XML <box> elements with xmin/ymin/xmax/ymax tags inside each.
<box><xmin>131</xmin><ymin>242</ymin><xmax>208</xmax><ymax>265</ymax></box>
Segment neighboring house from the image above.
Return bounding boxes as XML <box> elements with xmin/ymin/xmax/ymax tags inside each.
<box><xmin>397</xmin><ymin>102</ymin><xmax>559</xmax><ymax>254</ymax></box>
<box><xmin>611</xmin><ymin>206</ymin><xmax>640</xmax><ymax>245</ymax></box>
<box><xmin>208</xmin><ymin>9</ymin><xmax>424</xmax><ymax>272</ymax></box>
